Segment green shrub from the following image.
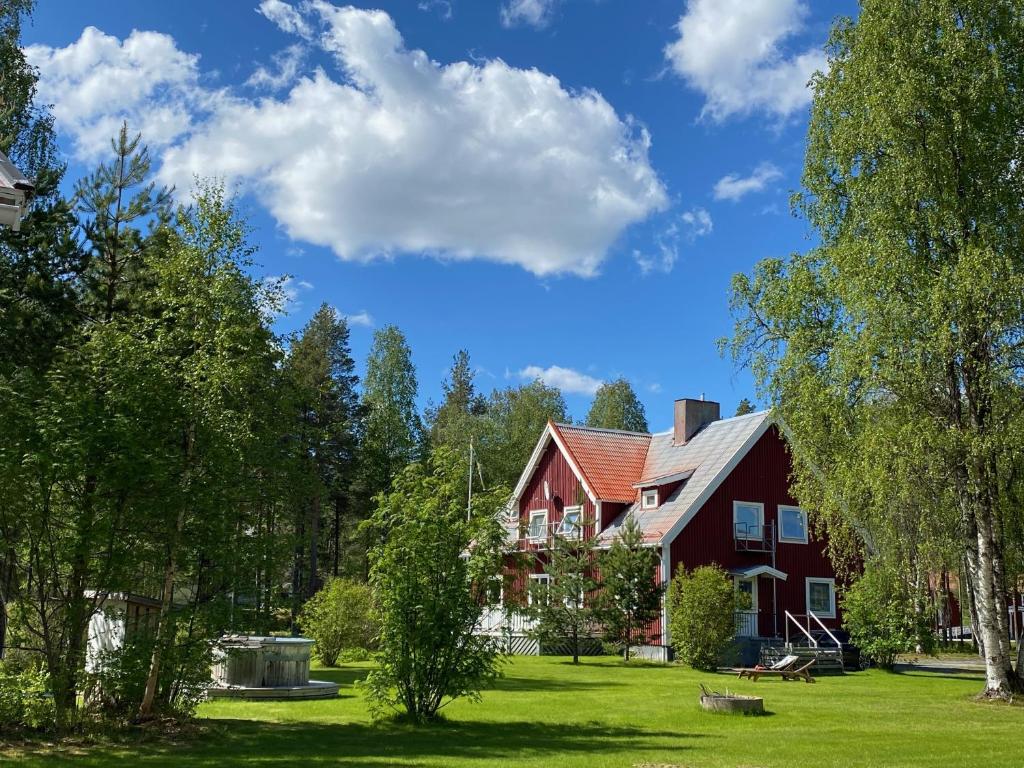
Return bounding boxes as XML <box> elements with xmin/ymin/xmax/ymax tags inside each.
<box><xmin>842</xmin><ymin>567</ymin><xmax>934</xmax><ymax>669</ymax></box>
<box><xmin>0</xmin><ymin>661</ymin><xmax>55</xmax><ymax>733</ymax></box>
<box><xmin>667</xmin><ymin>564</ymin><xmax>736</xmax><ymax>671</ymax></box>
<box><xmin>85</xmin><ymin>625</ymin><xmax>213</xmax><ymax>720</ymax></box>
<box><xmin>339</xmin><ymin>646</ymin><xmax>373</xmax><ymax>663</ymax></box>
<box><xmin>298</xmin><ymin>578</ymin><xmax>377</xmax><ymax>667</ymax></box>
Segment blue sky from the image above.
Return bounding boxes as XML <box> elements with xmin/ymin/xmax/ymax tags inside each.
<box><xmin>21</xmin><ymin>0</ymin><xmax>858</xmax><ymax>428</ymax></box>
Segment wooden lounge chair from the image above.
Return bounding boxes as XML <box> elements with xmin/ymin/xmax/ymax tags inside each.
<box><xmin>736</xmin><ymin>656</ymin><xmax>816</xmax><ymax>683</ymax></box>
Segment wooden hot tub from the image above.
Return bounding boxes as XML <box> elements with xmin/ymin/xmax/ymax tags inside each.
<box><xmin>209</xmin><ymin>636</ymin><xmax>339</xmax><ymax>700</ymax></box>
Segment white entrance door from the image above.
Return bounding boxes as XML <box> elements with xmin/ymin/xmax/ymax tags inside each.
<box><xmin>735</xmin><ymin>577</ymin><xmax>759</xmax><ymax>637</ymax></box>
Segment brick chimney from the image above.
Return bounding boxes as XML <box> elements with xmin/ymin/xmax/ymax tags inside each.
<box><xmin>673</xmin><ymin>397</ymin><xmax>721</xmax><ymax>445</ymax></box>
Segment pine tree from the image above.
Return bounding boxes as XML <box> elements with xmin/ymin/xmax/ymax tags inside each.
<box><xmin>595</xmin><ymin>514</ymin><xmax>664</xmax><ymax>661</ymax></box>
<box><xmin>286</xmin><ymin>304</ymin><xmax>362</xmax><ymax>607</ymax></box>
<box><xmin>74</xmin><ymin>123</ymin><xmax>172</xmax><ymax>321</ymax></box>
<box><xmin>527</xmin><ymin>518</ymin><xmax>600</xmax><ymax>664</ymax></box>
<box><xmin>734</xmin><ymin>398</ymin><xmax>756</xmax><ymax>416</ymax></box>
<box><xmin>586</xmin><ymin>378</ymin><xmax>648</xmax><ymax>432</ymax></box>
<box><xmin>425</xmin><ymin>349</ymin><xmax>486</xmax><ymax>459</ymax></box>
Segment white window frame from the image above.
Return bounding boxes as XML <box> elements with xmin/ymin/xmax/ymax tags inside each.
<box><xmin>778</xmin><ymin>505</ymin><xmax>808</xmax><ymax>544</ymax></box>
<box><xmin>527</xmin><ymin>509</ymin><xmax>548</xmax><ymax>541</ymax></box>
<box><xmin>557</xmin><ymin>505</ymin><xmax>582</xmax><ymax>539</ymax></box>
<box><xmin>528</xmin><ymin>573</ymin><xmax>550</xmax><ymax>606</ymax></box>
<box><xmin>732</xmin><ymin>501</ymin><xmax>764</xmax><ymax>541</ymax></box>
<box><xmin>806</xmin><ymin>577</ymin><xmax>836</xmax><ymax>619</ymax></box>
<box><xmin>641</xmin><ymin>490</ymin><xmax>659</xmax><ymax>509</ymax></box>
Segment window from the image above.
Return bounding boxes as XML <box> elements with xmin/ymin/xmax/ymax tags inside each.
<box><xmin>527</xmin><ymin>510</ymin><xmax>548</xmax><ymax>541</ymax></box>
<box><xmin>733</xmin><ymin>501</ymin><xmax>764</xmax><ymax>541</ymax></box>
<box><xmin>641</xmin><ymin>490</ymin><xmax>659</xmax><ymax>509</ymax></box>
<box><xmin>528</xmin><ymin>574</ymin><xmax>550</xmax><ymax>605</ymax></box>
<box><xmin>806</xmin><ymin>578</ymin><xmax>836</xmax><ymax>619</ymax></box>
<box><xmin>557</xmin><ymin>506</ymin><xmax>582</xmax><ymax>539</ymax></box>
<box><xmin>778</xmin><ymin>505</ymin><xmax>808</xmax><ymax>544</ymax></box>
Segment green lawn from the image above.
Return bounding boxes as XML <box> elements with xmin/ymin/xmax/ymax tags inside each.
<box><xmin>6</xmin><ymin>656</ymin><xmax>1022</xmax><ymax>767</ymax></box>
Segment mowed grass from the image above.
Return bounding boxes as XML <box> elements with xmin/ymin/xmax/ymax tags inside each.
<box><xmin>6</xmin><ymin>656</ymin><xmax>1022</xmax><ymax>768</ymax></box>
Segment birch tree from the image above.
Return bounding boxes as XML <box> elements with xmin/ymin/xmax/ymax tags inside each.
<box><xmin>724</xmin><ymin>0</ymin><xmax>1024</xmax><ymax>697</ymax></box>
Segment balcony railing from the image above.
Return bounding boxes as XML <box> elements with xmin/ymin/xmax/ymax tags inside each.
<box><xmin>734</xmin><ymin>521</ymin><xmax>776</xmax><ymax>553</ymax></box>
<box><xmin>514</xmin><ymin>519</ymin><xmax>584</xmax><ymax>547</ymax></box>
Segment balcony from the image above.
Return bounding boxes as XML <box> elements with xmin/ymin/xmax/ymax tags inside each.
<box><xmin>734</xmin><ymin>521</ymin><xmax>776</xmax><ymax>554</ymax></box>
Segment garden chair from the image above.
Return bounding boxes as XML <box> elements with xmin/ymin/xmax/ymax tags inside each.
<box><xmin>736</xmin><ymin>656</ymin><xmax>816</xmax><ymax>683</ymax></box>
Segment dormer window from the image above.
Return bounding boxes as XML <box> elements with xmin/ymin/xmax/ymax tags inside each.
<box><xmin>641</xmin><ymin>490</ymin><xmax>659</xmax><ymax>509</ymax></box>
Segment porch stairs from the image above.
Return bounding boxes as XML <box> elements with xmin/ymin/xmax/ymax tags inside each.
<box><xmin>759</xmin><ymin>610</ymin><xmax>845</xmax><ymax>674</ymax></box>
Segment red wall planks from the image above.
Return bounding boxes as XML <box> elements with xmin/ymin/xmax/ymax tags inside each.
<box><xmin>668</xmin><ymin>425</ymin><xmax>842</xmax><ymax>633</ymax></box>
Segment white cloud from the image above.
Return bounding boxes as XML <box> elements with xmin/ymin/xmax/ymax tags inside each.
<box><xmin>24</xmin><ymin>27</ymin><xmax>208</xmax><ymax>160</ymax></box>
<box><xmin>664</xmin><ymin>0</ymin><xmax>826</xmax><ymax>121</ymax></box>
<box><xmin>246</xmin><ymin>44</ymin><xmax>306</xmax><ymax>91</ymax></box>
<box><xmin>633</xmin><ymin>206</ymin><xmax>712</xmax><ymax>274</ymax></box>
<box><xmin>257</xmin><ymin>0</ymin><xmax>312</xmax><ymax>38</ymax></box>
<box><xmin>713</xmin><ymin>162</ymin><xmax>783</xmax><ymax>201</ymax></box>
<box><xmin>418</xmin><ymin>0</ymin><xmax>453</xmax><ymax>20</ymax></box>
<box><xmin>31</xmin><ymin>4</ymin><xmax>667</xmax><ymax>278</ymax></box>
<box><xmin>343</xmin><ymin>310</ymin><xmax>374</xmax><ymax>327</ymax></box>
<box><xmin>518</xmin><ymin>364</ymin><xmax>603</xmax><ymax>396</ymax></box>
<box><xmin>501</xmin><ymin>0</ymin><xmax>558</xmax><ymax>28</ymax></box>
<box><xmin>681</xmin><ymin>206</ymin><xmax>713</xmax><ymax>237</ymax></box>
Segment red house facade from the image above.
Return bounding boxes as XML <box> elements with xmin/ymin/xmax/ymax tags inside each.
<box><xmin>489</xmin><ymin>398</ymin><xmax>842</xmax><ymax>656</ymax></box>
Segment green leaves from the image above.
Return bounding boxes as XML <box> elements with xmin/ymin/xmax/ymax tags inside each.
<box><xmin>595</xmin><ymin>514</ymin><xmax>663</xmax><ymax>660</ymax></box>
<box><xmin>725</xmin><ymin>0</ymin><xmax>1024</xmax><ymax>694</ymax></box>
<box><xmin>362</xmin><ymin>448</ymin><xmax>508</xmax><ymax>722</ymax></box>
<box><xmin>586</xmin><ymin>378</ymin><xmax>648</xmax><ymax>433</ymax></box>
<box><xmin>667</xmin><ymin>565</ymin><xmax>736</xmax><ymax>671</ymax></box>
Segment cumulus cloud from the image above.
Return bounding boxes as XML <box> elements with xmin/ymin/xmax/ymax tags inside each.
<box><xmin>713</xmin><ymin>162</ymin><xmax>783</xmax><ymax>201</ymax></box>
<box><xmin>246</xmin><ymin>44</ymin><xmax>306</xmax><ymax>91</ymax></box>
<box><xmin>518</xmin><ymin>365</ymin><xmax>603</xmax><ymax>396</ymax></box>
<box><xmin>24</xmin><ymin>27</ymin><xmax>209</xmax><ymax>160</ymax></box>
<box><xmin>501</xmin><ymin>0</ymin><xmax>558</xmax><ymax>28</ymax></box>
<box><xmin>30</xmin><ymin>3</ymin><xmax>667</xmax><ymax>278</ymax></box>
<box><xmin>633</xmin><ymin>206</ymin><xmax>712</xmax><ymax>274</ymax></box>
<box><xmin>664</xmin><ymin>0</ymin><xmax>826</xmax><ymax>122</ymax></box>
<box><xmin>257</xmin><ymin>0</ymin><xmax>312</xmax><ymax>38</ymax></box>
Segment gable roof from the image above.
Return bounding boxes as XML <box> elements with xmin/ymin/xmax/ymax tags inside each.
<box><xmin>599</xmin><ymin>410</ymin><xmax>773</xmax><ymax>544</ymax></box>
<box><xmin>550</xmin><ymin>423</ymin><xmax>651</xmax><ymax>503</ymax></box>
<box><xmin>510</xmin><ymin>410</ymin><xmax>775</xmax><ymax>547</ymax></box>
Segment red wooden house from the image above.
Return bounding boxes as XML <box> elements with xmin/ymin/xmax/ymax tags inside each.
<box><xmin>483</xmin><ymin>397</ymin><xmax>842</xmax><ymax>660</ymax></box>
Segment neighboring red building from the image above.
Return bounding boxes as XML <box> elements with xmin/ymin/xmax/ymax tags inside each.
<box><xmin>488</xmin><ymin>397</ymin><xmax>842</xmax><ymax>657</ymax></box>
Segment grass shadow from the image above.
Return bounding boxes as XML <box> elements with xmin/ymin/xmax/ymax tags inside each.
<box><xmin>54</xmin><ymin>717</ymin><xmax>704</xmax><ymax>768</ymax></box>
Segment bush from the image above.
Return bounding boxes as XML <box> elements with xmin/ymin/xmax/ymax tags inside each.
<box><xmin>0</xmin><ymin>661</ymin><xmax>56</xmax><ymax>733</ymax></box>
<box><xmin>667</xmin><ymin>564</ymin><xmax>736</xmax><ymax>671</ymax></box>
<box><xmin>298</xmin><ymin>578</ymin><xmax>377</xmax><ymax>667</ymax></box>
<box><xmin>84</xmin><ymin>625</ymin><xmax>213</xmax><ymax>720</ymax></box>
<box><xmin>362</xmin><ymin>449</ymin><xmax>508</xmax><ymax>722</ymax></box>
<box><xmin>842</xmin><ymin>567</ymin><xmax>934</xmax><ymax>670</ymax></box>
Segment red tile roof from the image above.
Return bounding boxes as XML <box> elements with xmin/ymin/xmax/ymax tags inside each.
<box><xmin>550</xmin><ymin>422</ymin><xmax>651</xmax><ymax>502</ymax></box>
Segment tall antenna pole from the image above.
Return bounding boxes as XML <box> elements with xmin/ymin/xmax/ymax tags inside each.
<box><xmin>467</xmin><ymin>438</ymin><xmax>474</xmax><ymax>521</ymax></box>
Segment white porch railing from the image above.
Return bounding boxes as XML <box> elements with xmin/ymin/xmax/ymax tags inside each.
<box><xmin>734</xmin><ymin>610</ymin><xmax>759</xmax><ymax>637</ymax></box>
<box><xmin>478</xmin><ymin>607</ymin><xmax>535</xmax><ymax>635</ymax></box>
